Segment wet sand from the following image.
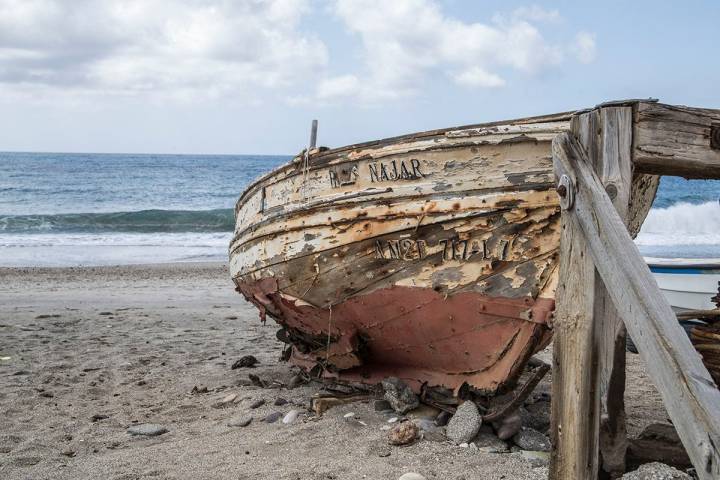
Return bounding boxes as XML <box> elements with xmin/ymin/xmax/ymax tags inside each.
<box><xmin>0</xmin><ymin>262</ymin><xmax>669</xmax><ymax>479</ymax></box>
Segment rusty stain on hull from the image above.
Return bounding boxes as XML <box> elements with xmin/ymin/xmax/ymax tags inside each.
<box><xmin>229</xmin><ymin>111</ymin><xmax>658</xmax><ymax>396</ymax></box>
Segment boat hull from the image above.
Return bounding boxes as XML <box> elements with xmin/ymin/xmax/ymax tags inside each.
<box><xmin>230</xmin><ymin>114</ymin><xmax>658</xmax><ymax>395</ymax></box>
<box><xmin>647</xmin><ymin>258</ymin><xmax>720</xmax><ymax>310</ymax></box>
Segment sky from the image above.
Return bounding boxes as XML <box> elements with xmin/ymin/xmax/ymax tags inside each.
<box><xmin>0</xmin><ymin>0</ymin><xmax>718</xmax><ymax>155</ymax></box>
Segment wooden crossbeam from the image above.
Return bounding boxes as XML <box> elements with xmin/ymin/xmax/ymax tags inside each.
<box><xmin>552</xmin><ymin>131</ymin><xmax>720</xmax><ymax>480</ymax></box>
<box><xmin>634</xmin><ymin>102</ymin><xmax>720</xmax><ymax>178</ymax></box>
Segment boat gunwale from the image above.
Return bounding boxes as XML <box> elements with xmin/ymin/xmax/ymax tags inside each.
<box><xmin>233</xmin><ymin>110</ymin><xmax>575</xmax><ymax>214</ymax></box>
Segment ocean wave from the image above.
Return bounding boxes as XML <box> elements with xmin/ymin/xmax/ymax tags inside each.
<box><xmin>0</xmin><ymin>232</ymin><xmax>230</xmax><ymax>267</ymax></box>
<box><xmin>0</xmin><ymin>209</ymin><xmax>234</xmax><ymax>233</ymax></box>
<box><xmin>0</xmin><ymin>232</ymin><xmax>230</xmax><ymax>248</ymax></box>
<box><xmin>636</xmin><ymin>201</ymin><xmax>720</xmax><ymax>246</ymax></box>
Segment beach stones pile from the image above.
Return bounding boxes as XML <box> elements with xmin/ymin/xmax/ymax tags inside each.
<box><xmin>373</xmin><ymin>377</ymin><xmax>554</xmax><ymax>468</ymax></box>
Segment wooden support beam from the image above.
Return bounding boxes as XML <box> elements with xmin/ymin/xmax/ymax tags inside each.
<box><xmin>550</xmin><ymin>107</ymin><xmax>634</xmax><ymax>479</ymax></box>
<box><xmin>593</xmin><ymin>108</ymin><xmax>633</xmax><ymax>479</ymax></box>
<box><xmin>553</xmin><ymin>131</ymin><xmax>720</xmax><ymax>480</ymax></box>
<box><xmin>634</xmin><ymin>102</ymin><xmax>720</xmax><ymax>178</ymax></box>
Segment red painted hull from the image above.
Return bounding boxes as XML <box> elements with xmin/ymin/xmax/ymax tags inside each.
<box><xmin>237</xmin><ymin>279</ymin><xmax>552</xmax><ymax>394</ymax></box>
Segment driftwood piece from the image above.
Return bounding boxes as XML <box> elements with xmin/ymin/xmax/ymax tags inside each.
<box><xmin>634</xmin><ymin>102</ymin><xmax>720</xmax><ymax>179</ymax></box>
<box><xmin>483</xmin><ymin>359</ymin><xmax>549</xmax><ymax>422</ymax></box>
<box><xmin>676</xmin><ymin>309</ymin><xmax>720</xmax><ymax>322</ymax></box>
<box><xmin>553</xmin><ymin>131</ymin><xmax>720</xmax><ymax>480</ymax></box>
<box><xmin>550</xmin><ymin>107</ymin><xmax>635</xmax><ymax>479</ymax></box>
<box><xmin>311</xmin><ymin>394</ymin><xmax>372</xmax><ymax>416</ymax></box>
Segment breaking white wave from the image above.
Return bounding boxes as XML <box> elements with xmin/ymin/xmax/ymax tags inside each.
<box><xmin>0</xmin><ymin>232</ymin><xmax>230</xmax><ymax>267</ymax></box>
<box><xmin>635</xmin><ymin>201</ymin><xmax>720</xmax><ymax>246</ymax></box>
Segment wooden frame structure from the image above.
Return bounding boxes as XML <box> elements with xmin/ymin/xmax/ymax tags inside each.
<box><xmin>549</xmin><ymin>100</ymin><xmax>720</xmax><ymax>479</ymax></box>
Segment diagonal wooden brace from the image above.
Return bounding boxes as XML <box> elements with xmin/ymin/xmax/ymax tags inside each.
<box><xmin>552</xmin><ymin>131</ymin><xmax>720</xmax><ymax>480</ymax></box>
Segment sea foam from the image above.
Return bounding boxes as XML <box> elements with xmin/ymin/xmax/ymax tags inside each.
<box><xmin>636</xmin><ymin>201</ymin><xmax>720</xmax><ymax>246</ymax></box>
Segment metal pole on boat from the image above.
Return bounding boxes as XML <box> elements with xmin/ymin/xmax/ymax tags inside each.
<box><xmin>309</xmin><ymin>119</ymin><xmax>318</xmax><ymax>150</ymax></box>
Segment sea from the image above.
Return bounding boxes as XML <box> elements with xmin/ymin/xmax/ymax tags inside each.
<box><xmin>0</xmin><ymin>152</ymin><xmax>718</xmax><ymax>267</ymax></box>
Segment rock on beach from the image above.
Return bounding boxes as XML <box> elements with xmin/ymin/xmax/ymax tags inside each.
<box><xmin>621</xmin><ymin>462</ymin><xmax>691</xmax><ymax>480</ymax></box>
<box><xmin>398</xmin><ymin>474</ymin><xmax>426</xmax><ymax>480</ymax></box>
<box><xmin>382</xmin><ymin>377</ymin><xmax>419</xmax><ymax>414</ymax></box>
<box><xmin>282</xmin><ymin>409</ymin><xmax>301</xmax><ymax>424</ymax></box>
<box><xmin>387</xmin><ymin>421</ymin><xmax>419</xmax><ymax>446</ymax></box>
<box><xmin>446</xmin><ymin>401</ymin><xmax>482</xmax><ymax>444</ymax></box>
<box><xmin>512</xmin><ymin>427</ymin><xmax>551</xmax><ymax>452</ymax></box>
<box><xmin>227</xmin><ymin>416</ymin><xmax>252</xmax><ymax>427</ymax></box>
<box><xmin>264</xmin><ymin>412</ymin><xmax>283</xmax><ymax>424</ymax></box>
<box><xmin>127</xmin><ymin>424</ymin><xmax>168</xmax><ymax>437</ymax></box>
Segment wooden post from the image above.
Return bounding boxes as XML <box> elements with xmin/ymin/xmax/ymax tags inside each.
<box><xmin>309</xmin><ymin>119</ymin><xmax>318</xmax><ymax>150</ymax></box>
<box><xmin>594</xmin><ymin>108</ymin><xmax>633</xmax><ymax>478</ymax></box>
<box><xmin>553</xmin><ymin>131</ymin><xmax>720</xmax><ymax>480</ymax></box>
<box><xmin>550</xmin><ymin>107</ymin><xmax>634</xmax><ymax>479</ymax></box>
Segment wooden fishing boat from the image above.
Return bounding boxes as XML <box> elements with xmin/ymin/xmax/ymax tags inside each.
<box><xmin>230</xmin><ymin>111</ymin><xmax>659</xmax><ymax>396</ymax></box>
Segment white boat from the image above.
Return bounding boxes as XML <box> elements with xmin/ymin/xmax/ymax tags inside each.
<box><xmin>646</xmin><ymin>257</ymin><xmax>720</xmax><ymax>310</ymax></box>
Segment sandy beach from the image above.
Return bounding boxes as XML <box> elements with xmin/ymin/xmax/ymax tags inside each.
<box><xmin>0</xmin><ymin>262</ymin><xmax>670</xmax><ymax>480</ymax></box>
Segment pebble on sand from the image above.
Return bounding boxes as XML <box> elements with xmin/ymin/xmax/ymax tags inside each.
<box><xmin>249</xmin><ymin>399</ymin><xmax>265</xmax><ymax>409</ymax></box>
<box><xmin>127</xmin><ymin>424</ymin><xmax>168</xmax><ymax>437</ymax></box>
<box><xmin>264</xmin><ymin>412</ymin><xmax>283</xmax><ymax>423</ymax></box>
<box><xmin>512</xmin><ymin>428</ymin><xmax>551</xmax><ymax>452</ymax></box>
<box><xmin>474</xmin><ymin>425</ymin><xmax>509</xmax><ymax>453</ymax></box>
<box><xmin>60</xmin><ymin>448</ymin><xmax>76</xmax><ymax>457</ymax></box>
<box><xmin>398</xmin><ymin>473</ymin><xmax>426</xmax><ymax>480</ymax></box>
<box><xmin>227</xmin><ymin>416</ymin><xmax>253</xmax><ymax>427</ymax></box>
<box><xmin>387</xmin><ymin>420</ymin><xmax>419</xmax><ymax>446</ymax></box>
<box><xmin>446</xmin><ymin>401</ymin><xmax>482</xmax><ymax>444</ymax></box>
<box><xmin>273</xmin><ymin>397</ymin><xmax>288</xmax><ymax>406</ymax></box>
<box><xmin>212</xmin><ymin>393</ymin><xmax>239</xmax><ymax>408</ymax></box>
<box><xmin>282</xmin><ymin>409</ymin><xmax>301</xmax><ymax>424</ymax></box>
<box><xmin>231</xmin><ymin>355</ymin><xmax>258</xmax><ymax>369</ymax></box>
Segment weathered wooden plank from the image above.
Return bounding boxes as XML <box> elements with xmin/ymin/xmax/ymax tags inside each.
<box><xmin>554</xmin><ymin>131</ymin><xmax>720</xmax><ymax>480</ymax></box>
<box><xmin>634</xmin><ymin>102</ymin><xmax>720</xmax><ymax>178</ymax></box>
<box><xmin>550</xmin><ymin>107</ymin><xmax>636</xmax><ymax>479</ymax></box>
<box><xmin>595</xmin><ymin>107</ymin><xmax>634</xmax><ymax>478</ymax></box>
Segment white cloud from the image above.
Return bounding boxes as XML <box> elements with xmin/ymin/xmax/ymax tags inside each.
<box><xmin>0</xmin><ymin>1</ymin><xmax>596</xmax><ymax>106</ymax></box>
<box><xmin>0</xmin><ymin>0</ymin><xmax>327</xmax><ymax>102</ymax></box>
<box><xmin>511</xmin><ymin>5</ymin><xmax>561</xmax><ymax>23</ymax></box>
<box><xmin>325</xmin><ymin>0</ymin><xmax>582</xmax><ymax>103</ymax></box>
<box><xmin>317</xmin><ymin>74</ymin><xmax>362</xmax><ymax>100</ymax></box>
<box><xmin>453</xmin><ymin>67</ymin><xmax>506</xmax><ymax>88</ymax></box>
<box><xmin>573</xmin><ymin>31</ymin><xmax>597</xmax><ymax>64</ymax></box>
